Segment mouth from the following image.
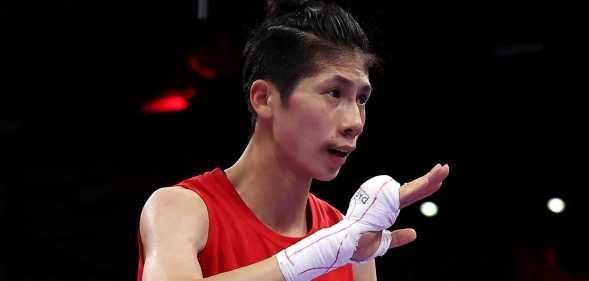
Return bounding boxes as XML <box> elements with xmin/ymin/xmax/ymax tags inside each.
<box><xmin>326</xmin><ymin>145</ymin><xmax>355</xmax><ymax>158</ymax></box>
<box><xmin>327</xmin><ymin>148</ymin><xmax>349</xmax><ymax>158</ymax></box>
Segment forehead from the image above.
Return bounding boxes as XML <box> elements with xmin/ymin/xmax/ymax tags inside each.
<box><xmin>311</xmin><ymin>52</ymin><xmax>371</xmax><ymax>86</ymax></box>
<box><xmin>299</xmin><ymin>54</ymin><xmax>370</xmax><ymax>87</ymax></box>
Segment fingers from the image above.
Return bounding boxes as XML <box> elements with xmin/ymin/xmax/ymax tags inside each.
<box><xmin>388</xmin><ymin>228</ymin><xmax>417</xmax><ymax>249</ymax></box>
<box><xmin>352</xmin><ymin>228</ymin><xmax>417</xmax><ymax>261</ymax></box>
<box><xmin>429</xmin><ymin>163</ymin><xmax>450</xmax><ymax>184</ymax></box>
<box><xmin>399</xmin><ymin>164</ymin><xmax>450</xmax><ymax>208</ymax></box>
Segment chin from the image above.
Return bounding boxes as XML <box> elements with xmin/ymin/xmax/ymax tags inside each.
<box><xmin>314</xmin><ymin>168</ymin><xmax>340</xmax><ymax>182</ymax></box>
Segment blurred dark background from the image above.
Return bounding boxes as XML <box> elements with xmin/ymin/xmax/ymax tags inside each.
<box><xmin>1</xmin><ymin>1</ymin><xmax>587</xmax><ymax>280</ymax></box>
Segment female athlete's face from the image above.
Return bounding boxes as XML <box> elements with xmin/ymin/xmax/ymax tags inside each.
<box><xmin>272</xmin><ymin>55</ymin><xmax>372</xmax><ymax>181</ymax></box>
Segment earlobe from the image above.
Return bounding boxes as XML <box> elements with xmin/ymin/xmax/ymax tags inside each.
<box><xmin>250</xmin><ymin>80</ymin><xmax>275</xmax><ymax>119</ymax></box>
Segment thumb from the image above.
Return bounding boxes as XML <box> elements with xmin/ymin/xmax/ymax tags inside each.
<box><xmin>388</xmin><ymin>228</ymin><xmax>417</xmax><ymax>249</ymax></box>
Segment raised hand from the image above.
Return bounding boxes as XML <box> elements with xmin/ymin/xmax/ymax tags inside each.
<box><xmin>351</xmin><ymin>164</ymin><xmax>450</xmax><ymax>261</ymax></box>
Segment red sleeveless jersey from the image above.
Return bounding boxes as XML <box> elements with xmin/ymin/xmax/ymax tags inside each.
<box><xmin>137</xmin><ymin>168</ymin><xmax>354</xmax><ymax>281</ymax></box>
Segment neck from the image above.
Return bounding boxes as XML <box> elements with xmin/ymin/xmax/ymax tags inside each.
<box><xmin>225</xmin><ymin>129</ymin><xmax>312</xmax><ymax>237</ymax></box>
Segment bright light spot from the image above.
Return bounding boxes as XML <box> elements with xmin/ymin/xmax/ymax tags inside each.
<box><xmin>420</xmin><ymin>201</ymin><xmax>438</xmax><ymax>217</ymax></box>
<box><xmin>547</xmin><ymin>198</ymin><xmax>565</xmax><ymax>213</ymax></box>
<box><xmin>142</xmin><ymin>94</ymin><xmax>190</xmax><ymax>113</ymax></box>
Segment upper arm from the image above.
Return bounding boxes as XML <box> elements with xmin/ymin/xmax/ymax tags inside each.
<box><xmin>140</xmin><ymin>186</ymin><xmax>209</xmax><ymax>281</ymax></box>
<box><xmin>353</xmin><ymin>260</ymin><xmax>377</xmax><ymax>281</ymax></box>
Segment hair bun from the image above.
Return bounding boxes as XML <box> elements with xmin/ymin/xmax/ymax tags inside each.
<box><xmin>265</xmin><ymin>0</ymin><xmax>311</xmax><ymax>18</ymax></box>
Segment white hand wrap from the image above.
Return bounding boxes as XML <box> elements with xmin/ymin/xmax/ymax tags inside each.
<box><xmin>276</xmin><ymin>175</ymin><xmax>401</xmax><ymax>281</ymax></box>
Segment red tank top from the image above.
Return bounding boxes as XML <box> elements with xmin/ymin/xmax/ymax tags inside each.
<box><xmin>137</xmin><ymin>168</ymin><xmax>354</xmax><ymax>281</ymax></box>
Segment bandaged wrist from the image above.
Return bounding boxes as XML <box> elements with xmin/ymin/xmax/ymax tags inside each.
<box><xmin>276</xmin><ymin>175</ymin><xmax>401</xmax><ymax>280</ymax></box>
<box><xmin>275</xmin><ymin>219</ymin><xmax>359</xmax><ymax>281</ymax></box>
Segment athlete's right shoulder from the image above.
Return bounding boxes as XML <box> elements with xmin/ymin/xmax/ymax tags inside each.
<box><xmin>140</xmin><ymin>186</ymin><xmax>209</xmax><ymax>252</ymax></box>
<box><xmin>145</xmin><ymin>185</ymin><xmax>207</xmax><ymax>210</ymax></box>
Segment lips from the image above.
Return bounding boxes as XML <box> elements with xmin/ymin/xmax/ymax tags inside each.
<box><xmin>328</xmin><ymin>148</ymin><xmax>348</xmax><ymax>157</ymax></box>
<box><xmin>327</xmin><ymin>145</ymin><xmax>355</xmax><ymax>158</ymax></box>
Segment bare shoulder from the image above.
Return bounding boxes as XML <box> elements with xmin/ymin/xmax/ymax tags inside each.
<box><xmin>140</xmin><ymin>186</ymin><xmax>209</xmax><ymax>253</ymax></box>
<box><xmin>142</xmin><ymin>186</ymin><xmax>207</xmax><ymax>216</ymax></box>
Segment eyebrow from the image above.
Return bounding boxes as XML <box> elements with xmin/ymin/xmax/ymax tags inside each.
<box><xmin>329</xmin><ymin>75</ymin><xmax>372</xmax><ymax>93</ymax></box>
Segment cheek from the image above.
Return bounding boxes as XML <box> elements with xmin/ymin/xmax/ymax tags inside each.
<box><xmin>298</xmin><ymin>103</ymin><xmax>332</xmax><ymax>138</ymax></box>
<box><xmin>288</xmin><ymin>115</ymin><xmax>322</xmax><ymax>149</ymax></box>
<box><xmin>277</xmin><ymin>103</ymin><xmax>329</xmax><ymax>151</ymax></box>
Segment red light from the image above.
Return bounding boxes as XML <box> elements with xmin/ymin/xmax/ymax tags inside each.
<box><xmin>188</xmin><ymin>55</ymin><xmax>219</xmax><ymax>80</ymax></box>
<box><xmin>142</xmin><ymin>94</ymin><xmax>190</xmax><ymax>113</ymax></box>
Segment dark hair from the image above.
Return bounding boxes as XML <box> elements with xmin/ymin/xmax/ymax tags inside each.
<box><xmin>242</xmin><ymin>0</ymin><xmax>378</xmax><ymax>129</ymax></box>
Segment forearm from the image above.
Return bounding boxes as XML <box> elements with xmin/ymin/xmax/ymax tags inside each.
<box><xmin>202</xmin><ymin>257</ymin><xmax>285</xmax><ymax>281</ymax></box>
<box><xmin>143</xmin><ymin>256</ymin><xmax>285</xmax><ymax>281</ymax></box>
<box><xmin>353</xmin><ymin>260</ymin><xmax>377</xmax><ymax>281</ymax></box>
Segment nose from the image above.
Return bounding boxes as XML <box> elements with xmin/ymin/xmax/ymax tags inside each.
<box><xmin>339</xmin><ymin>103</ymin><xmax>364</xmax><ymax>139</ymax></box>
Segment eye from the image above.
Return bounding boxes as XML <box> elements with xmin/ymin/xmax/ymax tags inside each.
<box><xmin>357</xmin><ymin>94</ymin><xmax>370</xmax><ymax>105</ymax></box>
<box><xmin>326</xmin><ymin>89</ymin><xmax>341</xmax><ymax>98</ymax></box>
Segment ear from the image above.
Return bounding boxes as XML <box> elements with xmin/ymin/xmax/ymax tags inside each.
<box><xmin>249</xmin><ymin>79</ymin><xmax>277</xmax><ymax>120</ymax></box>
